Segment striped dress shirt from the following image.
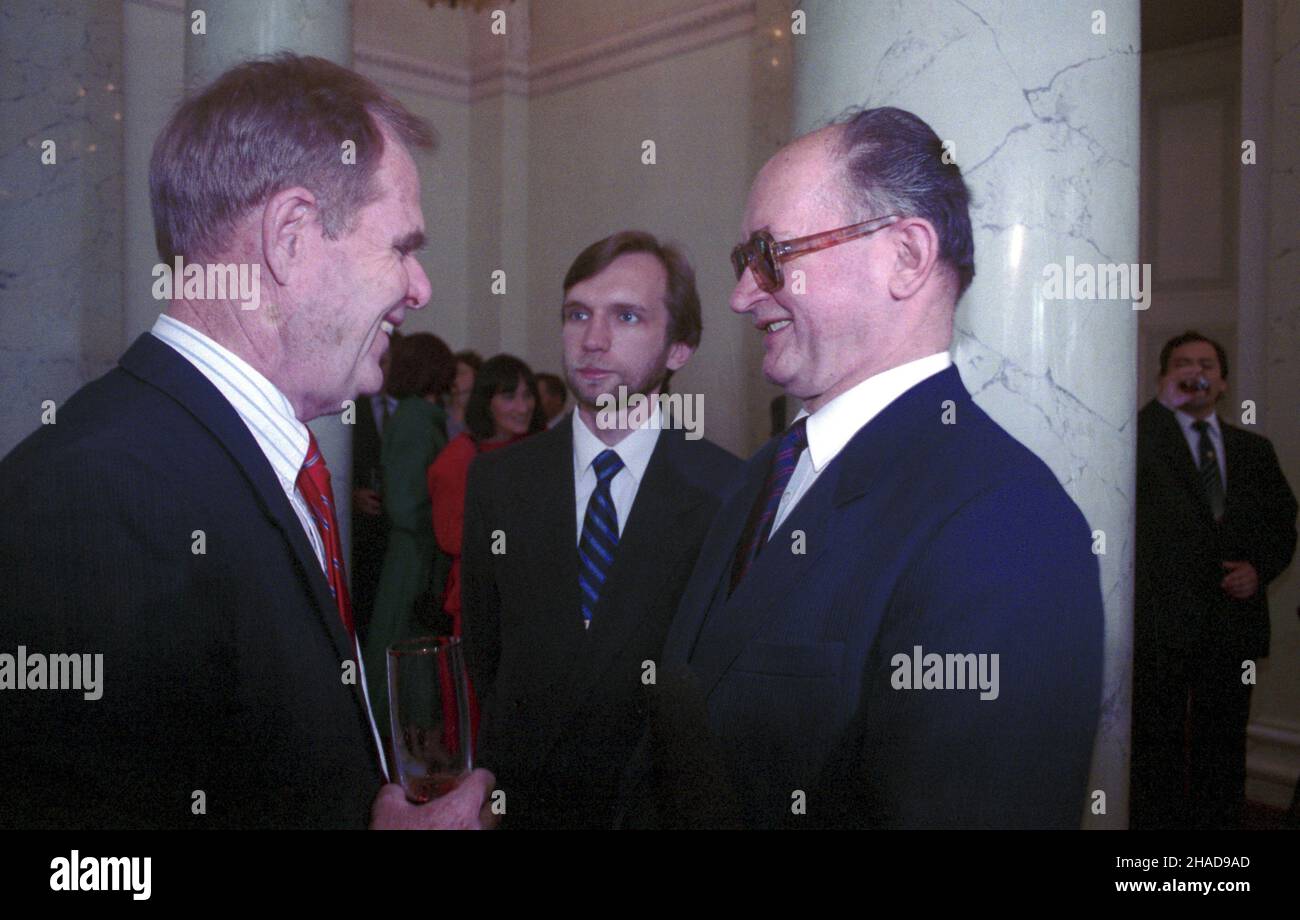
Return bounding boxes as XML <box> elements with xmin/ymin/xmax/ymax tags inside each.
<box><xmin>152</xmin><ymin>313</ymin><xmax>325</xmax><ymax>570</ymax></box>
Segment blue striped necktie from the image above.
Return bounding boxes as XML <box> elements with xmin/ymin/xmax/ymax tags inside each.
<box><xmin>578</xmin><ymin>449</ymin><xmax>625</xmax><ymax>629</ymax></box>
<box><xmin>731</xmin><ymin>417</ymin><xmax>808</xmax><ymax>593</ymax></box>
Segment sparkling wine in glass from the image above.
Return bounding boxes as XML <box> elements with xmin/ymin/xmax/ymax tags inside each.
<box><xmin>387</xmin><ymin>636</ymin><xmax>472</xmax><ymax>804</ymax></box>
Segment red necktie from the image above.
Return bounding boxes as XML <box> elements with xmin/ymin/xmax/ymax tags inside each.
<box><xmin>296</xmin><ymin>433</ymin><xmax>355</xmax><ymax>639</ymax></box>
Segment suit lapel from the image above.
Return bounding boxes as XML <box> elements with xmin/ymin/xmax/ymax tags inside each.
<box><xmin>118</xmin><ymin>333</ymin><xmax>357</xmax><ymax>666</ymax></box>
<box><xmin>1220</xmin><ymin>420</ymin><xmax>1248</xmax><ymax>517</ymax></box>
<box><xmin>686</xmin><ymin>459</ymin><xmax>839</xmax><ymax>700</ymax></box>
<box><xmin>683</xmin><ymin>366</ymin><xmax>972</xmax><ymax>701</ymax></box>
<box><xmin>512</xmin><ymin>420</ymin><xmax>586</xmax><ymax>665</ymax></box>
<box><xmin>660</xmin><ymin>441</ymin><xmax>774</xmax><ymax>667</ymax></box>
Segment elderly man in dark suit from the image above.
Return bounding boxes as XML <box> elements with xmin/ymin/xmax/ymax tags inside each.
<box><xmin>628</xmin><ymin>107</ymin><xmax>1105</xmax><ymax>829</ymax></box>
<box><xmin>461</xmin><ymin>231</ymin><xmax>739</xmax><ymax>829</ymax></box>
<box><xmin>0</xmin><ymin>54</ymin><xmax>492</xmax><ymax>829</ymax></box>
<box><xmin>1132</xmin><ymin>331</ymin><xmax>1297</xmax><ymax>829</ymax></box>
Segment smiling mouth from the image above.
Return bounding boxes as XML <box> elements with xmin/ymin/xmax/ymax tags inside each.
<box><xmin>759</xmin><ymin>319</ymin><xmax>791</xmax><ymax>334</ymax></box>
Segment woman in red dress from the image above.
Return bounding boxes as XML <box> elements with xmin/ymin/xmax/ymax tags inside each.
<box><xmin>428</xmin><ymin>355</ymin><xmax>545</xmax><ymax>742</ymax></box>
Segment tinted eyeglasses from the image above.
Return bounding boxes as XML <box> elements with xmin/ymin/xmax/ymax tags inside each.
<box><xmin>730</xmin><ymin>215</ymin><xmax>900</xmax><ymax>293</ymax></box>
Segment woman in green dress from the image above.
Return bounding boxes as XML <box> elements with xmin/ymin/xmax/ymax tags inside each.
<box><xmin>364</xmin><ymin>332</ymin><xmax>457</xmax><ymax>743</ymax></box>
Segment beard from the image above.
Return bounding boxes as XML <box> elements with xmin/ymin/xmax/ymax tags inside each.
<box><xmin>564</xmin><ymin>359</ymin><xmax>670</xmax><ymax>411</ymax></box>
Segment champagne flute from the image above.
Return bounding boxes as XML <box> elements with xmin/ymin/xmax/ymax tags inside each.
<box><xmin>387</xmin><ymin>636</ymin><xmax>472</xmax><ymax>803</ymax></box>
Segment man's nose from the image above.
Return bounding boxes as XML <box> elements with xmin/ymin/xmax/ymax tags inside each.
<box><xmin>729</xmin><ymin>268</ymin><xmax>762</xmax><ymax>314</ymax></box>
<box><xmin>582</xmin><ymin>315</ymin><xmax>611</xmax><ymax>350</ymax></box>
<box><xmin>405</xmin><ymin>255</ymin><xmax>432</xmax><ymax>309</ymax></box>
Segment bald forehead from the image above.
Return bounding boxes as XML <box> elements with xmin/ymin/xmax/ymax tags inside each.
<box><xmin>778</xmin><ymin>124</ymin><xmax>842</xmax><ymax>165</ymax></box>
<box><xmin>747</xmin><ymin>126</ymin><xmax>850</xmax><ymax>228</ymax></box>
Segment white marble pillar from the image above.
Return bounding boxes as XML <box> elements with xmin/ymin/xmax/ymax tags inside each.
<box><xmin>183</xmin><ymin>0</ymin><xmax>357</xmax><ymax>560</ymax></box>
<box><xmin>1237</xmin><ymin>0</ymin><xmax>1271</xmax><ymax>421</ymax></box>
<box><xmin>467</xmin><ymin>2</ymin><xmax>530</xmax><ymax>359</ymax></box>
<box><xmin>793</xmin><ymin>0</ymin><xmax>1139</xmax><ymax>828</ymax></box>
<box><xmin>0</xmin><ymin>0</ymin><xmax>124</xmax><ymax>458</ymax></box>
<box><xmin>123</xmin><ymin>0</ymin><xmax>185</xmax><ymax>347</ymax></box>
<box><xmin>1253</xmin><ymin>0</ymin><xmax>1300</xmax><ymax>808</ymax></box>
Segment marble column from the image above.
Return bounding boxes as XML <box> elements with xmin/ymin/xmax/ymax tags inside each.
<box><xmin>0</xmin><ymin>0</ymin><xmax>123</xmax><ymax>458</ymax></box>
<box><xmin>793</xmin><ymin>0</ymin><xmax>1139</xmax><ymax>828</ymax></box>
<box><xmin>1237</xmin><ymin>0</ymin><xmax>1271</xmax><ymax>423</ymax></box>
<box><xmin>1255</xmin><ymin>0</ymin><xmax>1300</xmax><ymax>807</ymax></box>
<box><xmin>183</xmin><ymin>0</ymin><xmax>357</xmax><ymax>560</ymax></box>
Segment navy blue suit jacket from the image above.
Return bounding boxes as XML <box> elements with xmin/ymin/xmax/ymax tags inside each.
<box><xmin>640</xmin><ymin>366</ymin><xmax>1105</xmax><ymax>828</ymax></box>
<box><xmin>0</xmin><ymin>333</ymin><xmax>382</xmax><ymax>828</ymax></box>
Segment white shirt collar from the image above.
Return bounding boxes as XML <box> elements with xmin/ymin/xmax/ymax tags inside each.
<box><xmin>1175</xmin><ymin>408</ymin><xmax>1221</xmax><ymax>440</ymax></box>
<box><xmin>794</xmin><ymin>351</ymin><xmax>953</xmax><ymax>473</ymax></box>
<box><xmin>150</xmin><ymin>313</ymin><xmax>311</xmax><ymax>484</ymax></box>
<box><xmin>572</xmin><ymin>406</ymin><xmax>662</xmax><ymax>484</ymax></box>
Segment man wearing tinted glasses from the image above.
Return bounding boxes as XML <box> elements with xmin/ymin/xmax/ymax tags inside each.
<box><xmin>632</xmin><ymin>107</ymin><xmax>1105</xmax><ymax>829</ymax></box>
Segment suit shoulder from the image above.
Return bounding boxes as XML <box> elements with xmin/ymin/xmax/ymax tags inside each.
<box><xmin>1</xmin><ymin>366</ymin><xmax>192</xmax><ymax>478</ymax></box>
<box><xmin>678</xmin><ymin>434</ymin><xmax>742</xmax><ymax>472</ymax></box>
<box><xmin>926</xmin><ymin>399</ymin><xmax>1090</xmax><ymax>532</ymax></box>
<box><xmin>954</xmin><ymin>400</ymin><xmax>1060</xmax><ymax>483</ymax></box>
<box><xmin>667</xmin><ymin>433</ymin><xmax>742</xmax><ymax>495</ymax></box>
<box><xmin>1221</xmin><ymin>419</ymin><xmax>1278</xmax><ymax>454</ymax></box>
<box><xmin>1137</xmin><ymin>398</ymin><xmax>1166</xmax><ymax>425</ymax></box>
<box><xmin>470</xmin><ymin>424</ymin><xmax>566</xmax><ymax>480</ymax></box>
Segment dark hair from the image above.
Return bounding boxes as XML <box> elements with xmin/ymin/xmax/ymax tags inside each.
<box><xmin>454</xmin><ymin>350</ymin><xmax>483</xmax><ymax>373</ymax></box>
<box><xmin>385</xmin><ymin>332</ymin><xmax>456</xmax><ymax>400</ymax></box>
<box><xmin>536</xmin><ymin>373</ymin><xmax>567</xmax><ymax>402</ymax></box>
<box><xmin>834</xmin><ymin>107</ymin><xmax>975</xmax><ymax>297</ymax></box>
<box><xmin>150</xmin><ymin>53</ymin><xmax>435</xmax><ymax>262</ymax></box>
<box><xmin>465</xmin><ymin>354</ymin><xmax>545</xmax><ymax>441</ymax></box>
<box><xmin>1158</xmin><ymin>330</ymin><xmax>1229</xmax><ymax>379</ymax></box>
<box><xmin>562</xmin><ymin>230</ymin><xmax>702</xmax><ymax>350</ymax></box>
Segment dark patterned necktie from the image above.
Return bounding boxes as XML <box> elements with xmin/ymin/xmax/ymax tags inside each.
<box><xmin>1193</xmin><ymin>419</ymin><xmax>1226</xmax><ymax>521</ymax></box>
<box><xmin>578</xmin><ymin>449</ymin><xmax>624</xmax><ymax>629</ymax></box>
<box><xmin>296</xmin><ymin>432</ymin><xmax>355</xmax><ymax>638</ymax></box>
<box><xmin>730</xmin><ymin>417</ymin><xmax>809</xmax><ymax>593</ymax></box>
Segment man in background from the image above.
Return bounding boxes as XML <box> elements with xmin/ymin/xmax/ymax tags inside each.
<box><xmin>462</xmin><ymin>231</ymin><xmax>739</xmax><ymax>828</ymax></box>
<box><xmin>537</xmin><ymin>372</ymin><xmax>569</xmax><ymax>428</ymax></box>
<box><xmin>1132</xmin><ymin>330</ymin><xmax>1297</xmax><ymax>829</ymax></box>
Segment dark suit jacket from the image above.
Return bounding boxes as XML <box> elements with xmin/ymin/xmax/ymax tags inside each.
<box><xmin>1134</xmin><ymin>399</ymin><xmax>1297</xmax><ymax>662</ymax></box>
<box><xmin>635</xmin><ymin>366</ymin><xmax>1104</xmax><ymax>829</ymax></box>
<box><xmin>0</xmin><ymin>334</ymin><xmax>383</xmax><ymax>829</ymax></box>
<box><xmin>460</xmin><ymin>415</ymin><xmax>739</xmax><ymax>829</ymax></box>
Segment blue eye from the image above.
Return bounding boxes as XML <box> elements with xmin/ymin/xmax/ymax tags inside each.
<box><xmin>620</xmin><ymin>312</ymin><xmax>639</xmax><ymax>323</ymax></box>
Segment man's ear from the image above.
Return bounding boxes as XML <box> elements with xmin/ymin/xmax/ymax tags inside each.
<box><xmin>666</xmin><ymin>340</ymin><xmax>695</xmax><ymax>372</ymax></box>
<box><xmin>885</xmin><ymin>217</ymin><xmax>941</xmax><ymax>300</ymax></box>
<box><xmin>262</xmin><ymin>186</ymin><xmax>319</xmax><ymax>286</ymax></box>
